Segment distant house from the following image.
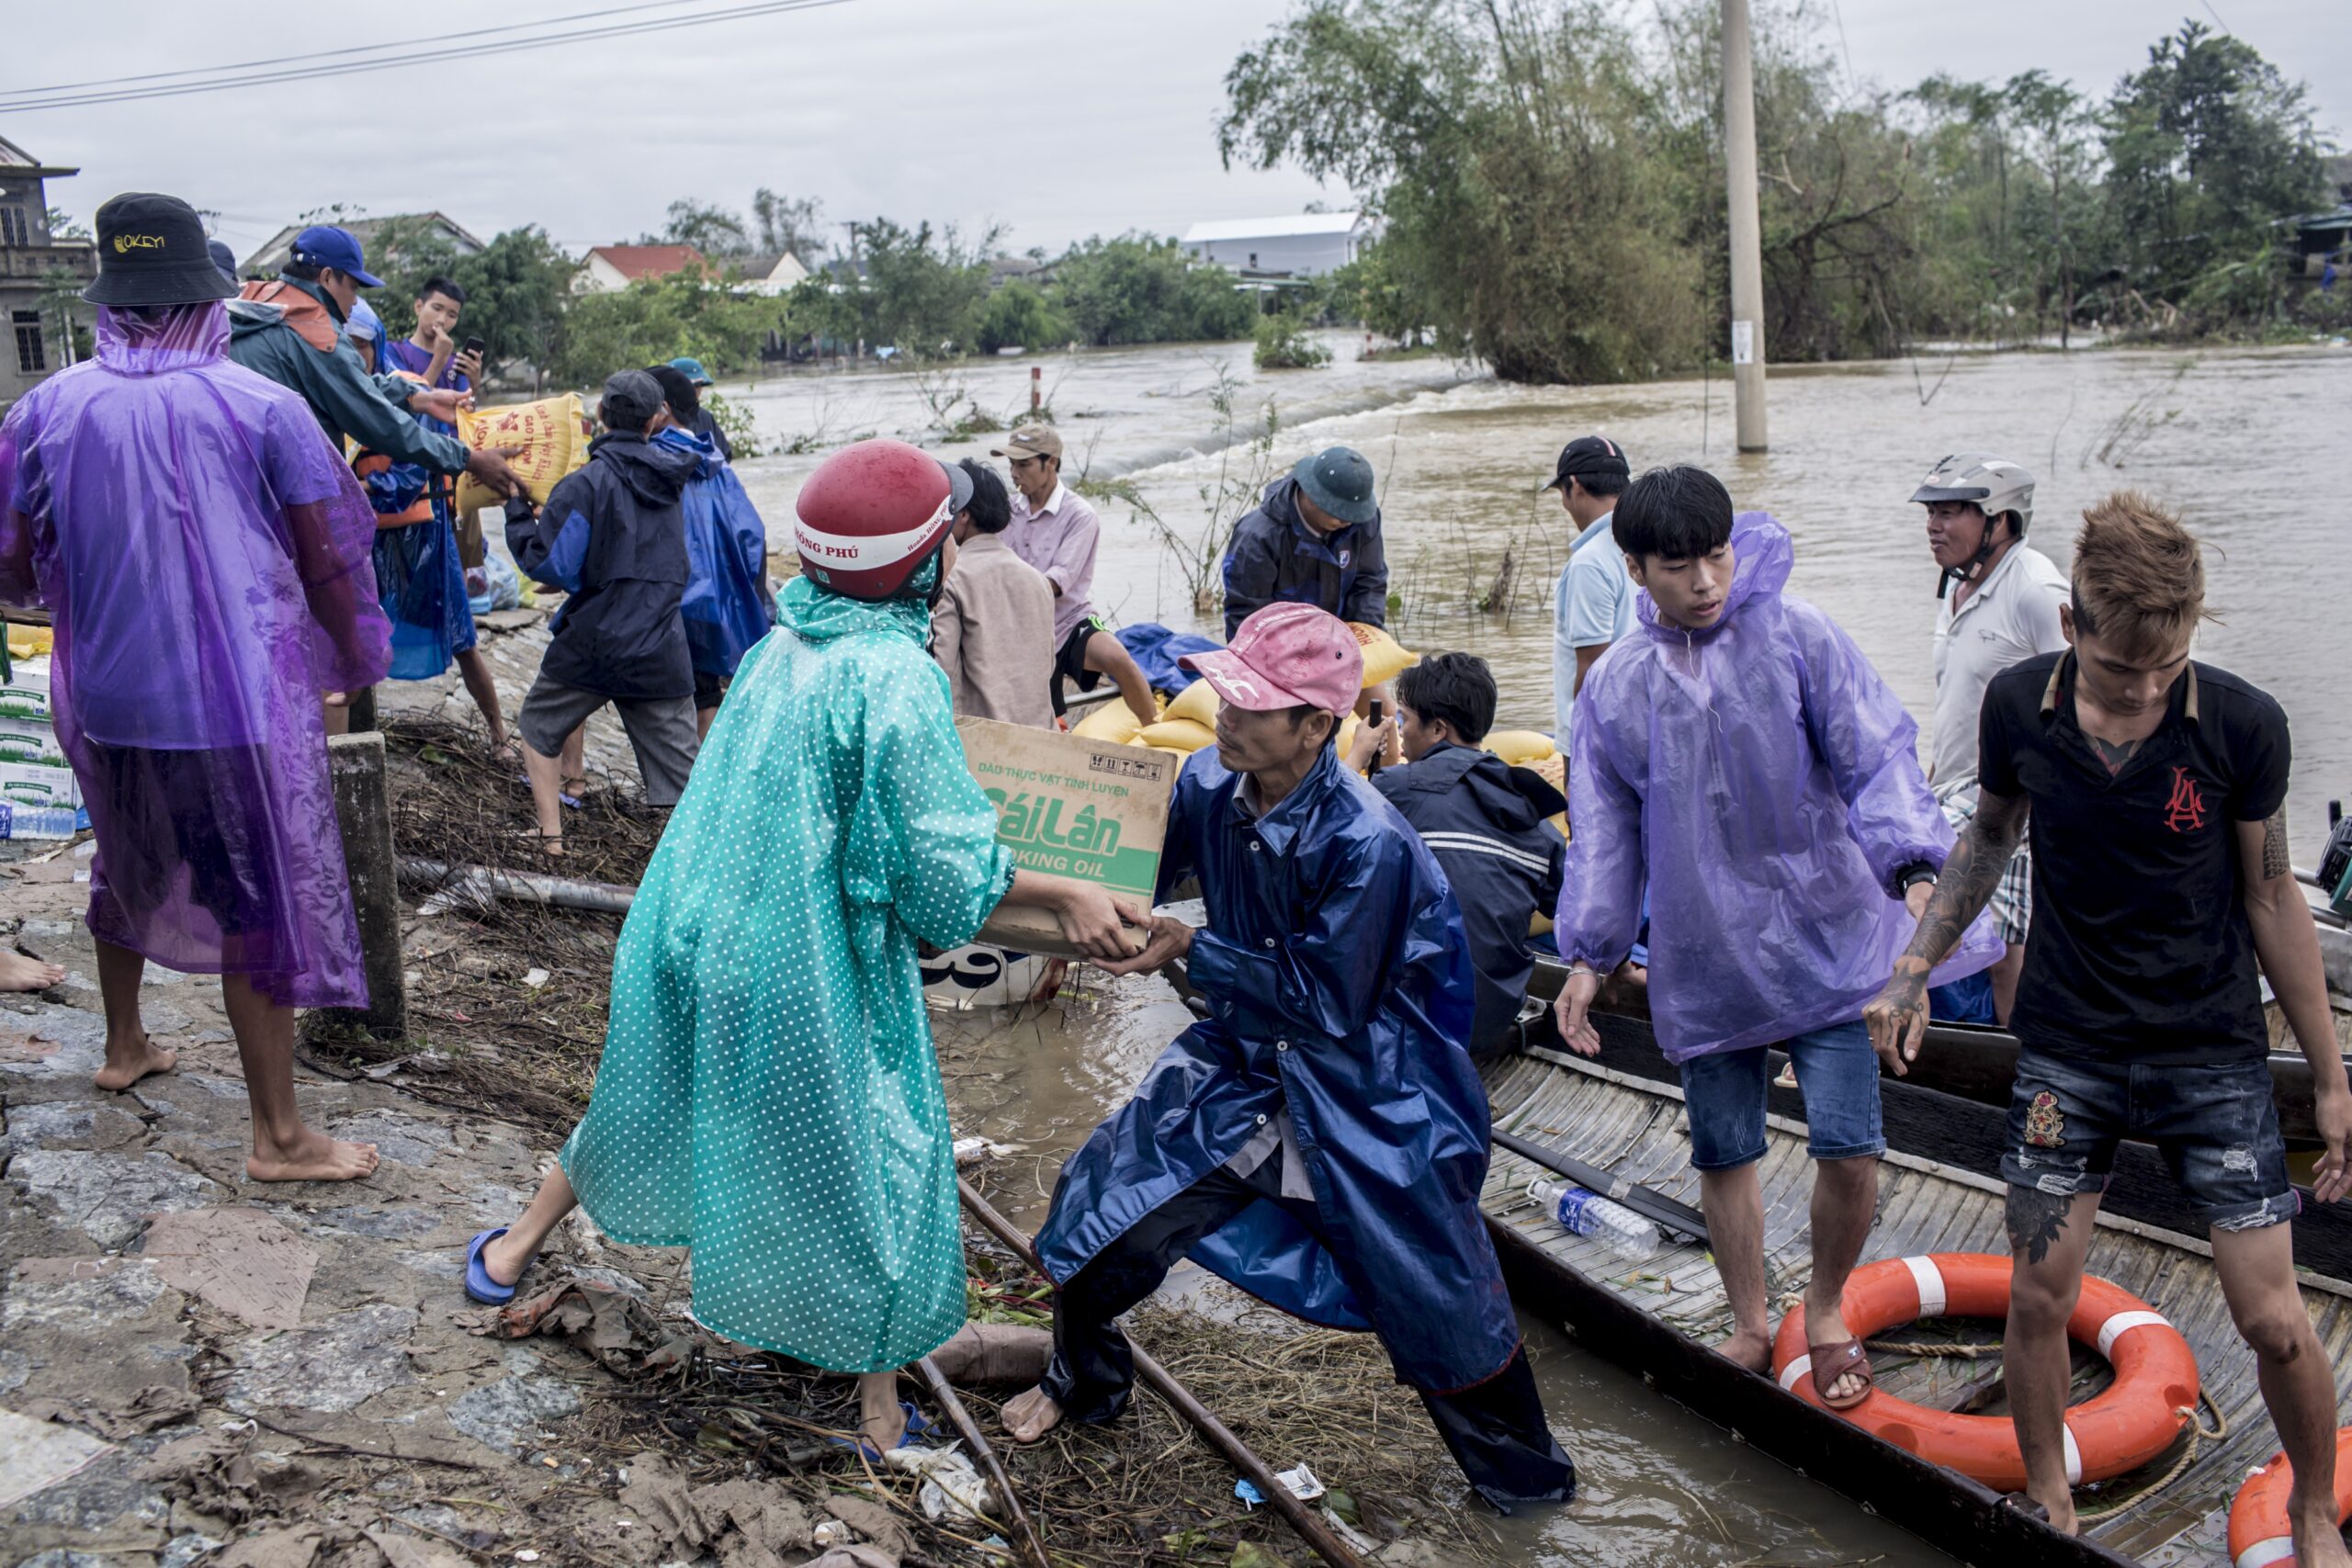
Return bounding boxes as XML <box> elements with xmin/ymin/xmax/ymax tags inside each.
<box><xmin>1180</xmin><ymin>212</ymin><xmax>1374</xmax><ymax>279</ymax></box>
<box><xmin>0</xmin><ymin>134</ymin><xmax>96</xmax><ymax>407</ymax></box>
<box><xmin>726</xmin><ymin>251</ymin><xmax>810</xmax><ymax>296</ymax></box>
<box><xmin>2292</xmin><ymin>203</ymin><xmax>2351</xmax><ymax>277</ymax></box>
<box><xmin>241</xmin><ymin>212</ymin><xmax>485</xmax><ymax>280</ymax></box>
<box><xmin>575</xmin><ymin>244</ymin><xmax>709</xmax><ymax>294</ymax></box>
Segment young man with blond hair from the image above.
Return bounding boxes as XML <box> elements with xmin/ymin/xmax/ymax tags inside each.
<box><xmin>1865</xmin><ymin>493</ymin><xmax>2351</xmax><ymax>1554</ymax></box>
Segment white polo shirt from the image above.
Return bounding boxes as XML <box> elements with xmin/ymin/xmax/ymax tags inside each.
<box><xmin>1929</xmin><ymin>542</ymin><xmax>2069</xmax><ymax>794</ymax></box>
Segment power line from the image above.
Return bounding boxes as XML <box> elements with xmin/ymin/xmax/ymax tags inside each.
<box><xmin>0</xmin><ymin>0</ymin><xmax>850</xmax><ymax>112</ymax></box>
<box><xmin>0</xmin><ymin>0</ymin><xmax>719</xmax><ymax>102</ymax></box>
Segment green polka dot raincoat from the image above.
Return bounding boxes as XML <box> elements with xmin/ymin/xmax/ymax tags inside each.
<box><xmin>559</xmin><ymin>574</ymin><xmax>1013</xmax><ymax>1371</ymax></box>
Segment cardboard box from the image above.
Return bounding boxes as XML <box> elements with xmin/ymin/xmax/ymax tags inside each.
<box><xmin>0</xmin><ymin>656</ymin><xmax>51</xmax><ymax>722</ymax></box>
<box><xmin>0</xmin><ymin>759</ymin><xmax>79</xmax><ymax>808</ymax></box>
<box><xmin>0</xmin><ymin>715</ymin><xmax>64</xmax><ymax>767</ymax></box>
<box><xmin>956</xmin><ymin>716</ymin><xmax>1179</xmax><ymax>958</ymax></box>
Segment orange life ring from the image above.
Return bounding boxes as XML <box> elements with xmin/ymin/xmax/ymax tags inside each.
<box><xmin>1769</xmin><ymin>1252</ymin><xmax>2198</xmax><ymax>1493</ymax></box>
<box><xmin>2225</xmin><ymin>1426</ymin><xmax>2352</xmax><ymax>1568</ymax></box>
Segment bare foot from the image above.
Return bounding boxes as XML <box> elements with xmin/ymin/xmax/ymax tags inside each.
<box><xmin>1718</xmin><ymin>1326</ymin><xmax>1772</xmax><ymax>1375</ymax></box>
<box><xmin>248</xmin><ymin>1128</ymin><xmax>379</xmax><ymax>1182</ymax></box>
<box><xmin>2028</xmin><ymin>1484</ymin><xmax>2079</xmax><ymax>1536</ymax></box>
<box><xmin>481</xmin><ymin>1229</ymin><xmax>538</xmax><ymax>1288</ymax></box>
<box><xmin>95</xmin><ymin>1035</ymin><xmax>179</xmax><ymax>1091</ymax></box>
<box><xmin>1805</xmin><ymin>1289</ymin><xmax>1870</xmax><ymax>1405</ymax></box>
<box><xmin>2289</xmin><ymin>1492</ymin><xmax>2352</xmax><ymax>1566</ymax></box>
<box><xmin>0</xmin><ymin>949</ymin><xmax>65</xmax><ymax>993</ymax></box>
<box><xmin>859</xmin><ymin>1372</ymin><xmax>907</xmax><ymax>1452</ymax></box>
<box><xmin>1001</xmin><ymin>1385</ymin><xmax>1064</xmax><ymax>1445</ymax></box>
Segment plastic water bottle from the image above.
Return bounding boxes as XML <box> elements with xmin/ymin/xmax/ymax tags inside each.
<box><xmin>1528</xmin><ymin>1178</ymin><xmax>1664</xmax><ymax>1260</ymax></box>
<box><xmin>0</xmin><ymin>803</ymin><xmax>80</xmax><ymax>840</ymax></box>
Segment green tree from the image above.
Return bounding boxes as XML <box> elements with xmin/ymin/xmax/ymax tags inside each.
<box><xmin>650</xmin><ymin>198</ymin><xmax>752</xmax><ymax>257</ymax></box>
<box><xmin>751</xmin><ymin>189</ymin><xmax>828</xmax><ymax>267</ymax></box>
<box><xmin>1221</xmin><ymin>1</ymin><xmax>1699</xmax><ymax>381</ymax></box>
<box><xmin>845</xmin><ymin>219</ymin><xmax>995</xmax><ymax>355</ymax></box>
<box><xmin>550</xmin><ymin>265</ymin><xmax>786</xmax><ymax>387</ymax></box>
<box><xmin>1050</xmin><ymin>234</ymin><xmax>1256</xmax><ymax>346</ymax></box>
<box><xmin>976</xmin><ymin>281</ymin><xmax>1070</xmax><ymax>354</ymax></box>
<box><xmin>2102</xmin><ymin>20</ymin><xmax>2328</xmax><ymax>297</ymax></box>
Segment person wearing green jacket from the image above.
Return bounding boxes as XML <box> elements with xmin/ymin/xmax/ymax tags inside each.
<box><xmin>226</xmin><ymin>225</ymin><xmax>519</xmax><ymax>501</ymax></box>
<box><xmin>460</xmin><ymin>439</ymin><xmax>1140</xmax><ymax>1457</ymax></box>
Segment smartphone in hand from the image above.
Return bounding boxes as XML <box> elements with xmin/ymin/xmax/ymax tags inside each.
<box><xmin>1365</xmin><ymin>699</ymin><xmax>1386</xmax><ymax>775</ymax></box>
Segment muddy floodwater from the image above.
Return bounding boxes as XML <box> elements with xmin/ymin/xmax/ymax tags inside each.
<box><xmin>731</xmin><ymin>338</ymin><xmax>2351</xmax><ymax>1565</ymax></box>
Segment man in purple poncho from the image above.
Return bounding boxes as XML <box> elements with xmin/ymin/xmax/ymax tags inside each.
<box><xmin>1551</xmin><ymin>466</ymin><xmax>1998</xmax><ymax>1409</ymax></box>
<box><xmin>0</xmin><ymin>193</ymin><xmax>393</xmax><ymax>1183</ymax></box>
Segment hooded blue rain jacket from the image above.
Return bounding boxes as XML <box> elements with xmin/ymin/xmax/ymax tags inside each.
<box><xmin>655</xmin><ymin>426</ymin><xmax>773</xmax><ymax>680</ymax></box>
<box><xmin>1036</xmin><ymin>744</ymin><xmax>1522</xmax><ymax>1394</ymax></box>
<box><xmin>1556</xmin><ymin>513</ymin><xmax>2001</xmax><ymax>1063</ymax></box>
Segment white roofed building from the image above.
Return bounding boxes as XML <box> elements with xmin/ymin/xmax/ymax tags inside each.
<box><xmin>1180</xmin><ymin>212</ymin><xmax>1373</xmax><ymax>280</ymax></box>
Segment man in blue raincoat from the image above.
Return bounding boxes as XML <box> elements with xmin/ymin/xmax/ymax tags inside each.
<box><xmin>648</xmin><ymin>365</ymin><xmax>772</xmax><ymax>738</ymax></box>
<box><xmin>1552</xmin><ymin>466</ymin><xmax>1999</xmax><ymax>1414</ymax></box>
<box><xmin>1006</xmin><ymin>603</ymin><xmax>1576</xmax><ymax>1510</ymax></box>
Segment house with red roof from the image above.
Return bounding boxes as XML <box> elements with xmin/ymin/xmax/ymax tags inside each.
<box><xmin>575</xmin><ymin>243</ymin><xmax>709</xmax><ymax>294</ymax></box>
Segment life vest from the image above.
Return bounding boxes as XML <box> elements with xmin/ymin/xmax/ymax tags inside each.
<box><xmin>236</xmin><ymin>278</ymin><xmax>343</xmax><ymax>354</ymax></box>
<box><xmin>350</xmin><ymin>367</ymin><xmax>436</xmax><ymax>528</ymax></box>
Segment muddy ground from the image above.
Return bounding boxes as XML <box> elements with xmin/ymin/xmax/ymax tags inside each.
<box><xmin>0</xmin><ymin>616</ymin><xmax>1489</xmax><ymax>1568</ymax></box>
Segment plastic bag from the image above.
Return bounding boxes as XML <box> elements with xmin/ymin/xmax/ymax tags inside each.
<box><xmin>454</xmin><ymin>393</ymin><xmax>591</xmax><ymax>515</ymax></box>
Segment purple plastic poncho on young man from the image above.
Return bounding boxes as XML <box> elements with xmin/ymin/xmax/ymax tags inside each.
<box><xmin>0</xmin><ymin>302</ymin><xmax>390</xmax><ymax>1006</ymax></box>
<box><xmin>1556</xmin><ymin>513</ymin><xmax>1999</xmax><ymax>1063</ymax></box>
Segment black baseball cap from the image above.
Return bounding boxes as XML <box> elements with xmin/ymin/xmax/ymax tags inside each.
<box><xmin>599</xmin><ymin>369</ymin><xmax>667</xmax><ymax>433</ymax></box>
<box><xmin>83</xmin><ymin>193</ymin><xmax>238</xmax><ymax>309</ymax></box>
<box><xmin>1540</xmin><ymin>434</ymin><xmax>1631</xmax><ymax>492</ymax></box>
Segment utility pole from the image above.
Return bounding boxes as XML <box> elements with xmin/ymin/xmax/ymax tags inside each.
<box><xmin>1722</xmin><ymin>0</ymin><xmax>1769</xmax><ymax>452</ymax></box>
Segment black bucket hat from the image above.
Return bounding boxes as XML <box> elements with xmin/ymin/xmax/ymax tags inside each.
<box><xmin>83</xmin><ymin>193</ymin><xmax>238</xmax><ymax>308</ymax></box>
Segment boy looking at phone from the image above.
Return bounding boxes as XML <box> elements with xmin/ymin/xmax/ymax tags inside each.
<box><xmin>377</xmin><ymin>276</ymin><xmax>509</xmax><ymax>753</ymax></box>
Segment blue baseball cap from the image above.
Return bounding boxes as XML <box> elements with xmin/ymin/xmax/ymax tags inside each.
<box><xmin>290</xmin><ymin>224</ymin><xmax>383</xmax><ymax>288</ymax></box>
<box><xmin>668</xmin><ymin>355</ymin><xmax>714</xmax><ymax>387</ymax></box>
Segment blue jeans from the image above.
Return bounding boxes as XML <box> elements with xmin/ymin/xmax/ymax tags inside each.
<box><xmin>2000</xmin><ymin>1048</ymin><xmax>2298</xmax><ymax>1232</ymax></box>
<box><xmin>1678</xmin><ymin>1020</ymin><xmax>1884</xmax><ymax>1172</ymax></box>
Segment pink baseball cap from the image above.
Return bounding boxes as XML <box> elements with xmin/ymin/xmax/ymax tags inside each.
<box><xmin>1180</xmin><ymin>604</ymin><xmax>1363</xmax><ymax>716</ymax></box>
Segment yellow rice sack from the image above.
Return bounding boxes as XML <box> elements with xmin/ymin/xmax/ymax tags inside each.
<box><xmin>1136</xmin><ymin>718</ymin><xmax>1218</xmax><ymax>752</ymax></box>
<box><xmin>1346</xmin><ymin>622</ymin><xmax>1419</xmax><ymax>687</ymax></box>
<box><xmin>1482</xmin><ymin>729</ymin><xmax>1557</xmax><ymax>766</ymax></box>
<box><xmin>454</xmin><ymin>393</ymin><xmax>593</xmax><ymax>516</ymax></box>
<box><xmin>1072</xmin><ymin>697</ymin><xmax>1158</xmax><ymax>744</ymax></box>
<box><xmin>1164</xmin><ymin>678</ymin><xmax>1221</xmax><ymax>728</ymax></box>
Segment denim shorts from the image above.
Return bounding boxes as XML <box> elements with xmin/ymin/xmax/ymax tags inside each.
<box><xmin>1679</xmin><ymin>1020</ymin><xmax>1885</xmax><ymax>1171</ymax></box>
<box><xmin>1999</xmin><ymin>1048</ymin><xmax>2298</xmax><ymax>1232</ymax></box>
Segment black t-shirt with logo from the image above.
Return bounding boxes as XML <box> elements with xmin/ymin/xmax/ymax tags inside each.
<box><xmin>1977</xmin><ymin>652</ymin><xmax>2291</xmax><ymax>1064</ymax></box>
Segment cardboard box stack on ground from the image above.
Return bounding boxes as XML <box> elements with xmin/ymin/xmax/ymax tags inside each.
<box><xmin>0</xmin><ymin>657</ymin><xmax>78</xmax><ymax>807</ymax></box>
<box><xmin>956</xmin><ymin>716</ymin><xmax>1179</xmax><ymax>959</ymax></box>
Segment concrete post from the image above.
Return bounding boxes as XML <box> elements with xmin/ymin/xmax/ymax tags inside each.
<box><xmin>1722</xmin><ymin>0</ymin><xmax>1770</xmax><ymax>452</ymax></box>
<box><xmin>320</xmin><ymin>731</ymin><xmax>406</xmax><ymax>1040</ymax></box>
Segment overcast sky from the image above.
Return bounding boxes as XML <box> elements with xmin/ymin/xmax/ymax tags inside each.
<box><xmin>8</xmin><ymin>0</ymin><xmax>2346</xmax><ymax>266</ymax></box>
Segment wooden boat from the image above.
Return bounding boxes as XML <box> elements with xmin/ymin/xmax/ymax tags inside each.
<box><xmin>1518</xmin><ymin>933</ymin><xmax>2352</xmax><ymax>1148</ymax></box>
<box><xmin>1480</xmin><ymin>1012</ymin><xmax>2352</xmax><ymax>1566</ymax></box>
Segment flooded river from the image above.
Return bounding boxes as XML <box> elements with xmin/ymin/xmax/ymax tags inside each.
<box><xmin>729</xmin><ymin>337</ymin><xmax>2351</xmax><ymax>1565</ymax></box>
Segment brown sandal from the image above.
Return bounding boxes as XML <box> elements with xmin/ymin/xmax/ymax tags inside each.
<box><xmin>1808</xmin><ymin>1337</ymin><xmax>1874</xmax><ymax>1411</ymax></box>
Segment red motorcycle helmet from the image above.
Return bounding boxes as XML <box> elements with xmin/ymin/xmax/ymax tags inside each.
<box><xmin>792</xmin><ymin>438</ymin><xmax>955</xmax><ymax>600</ymax></box>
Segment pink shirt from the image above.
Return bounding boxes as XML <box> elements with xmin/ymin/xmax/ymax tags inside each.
<box><xmin>1003</xmin><ymin>479</ymin><xmax>1100</xmax><ymax>645</ymax></box>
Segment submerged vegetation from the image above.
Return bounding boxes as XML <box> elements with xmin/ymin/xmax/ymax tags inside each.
<box><xmin>1222</xmin><ymin>3</ymin><xmax>2348</xmax><ymax>381</ymax></box>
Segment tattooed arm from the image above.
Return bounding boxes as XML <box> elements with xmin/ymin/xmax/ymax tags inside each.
<box><xmin>2238</xmin><ymin>807</ymin><xmax>2352</xmax><ymax>1203</ymax></box>
<box><xmin>1860</xmin><ymin>786</ymin><xmax>2030</xmax><ymax>1076</ymax></box>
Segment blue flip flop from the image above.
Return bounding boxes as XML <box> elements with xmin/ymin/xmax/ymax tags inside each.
<box><xmin>464</xmin><ymin>1227</ymin><xmax>525</xmax><ymax>1305</ymax></box>
<box><xmin>829</xmin><ymin>1400</ymin><xmax>935</xmax><ymax>1461</ymax></box>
